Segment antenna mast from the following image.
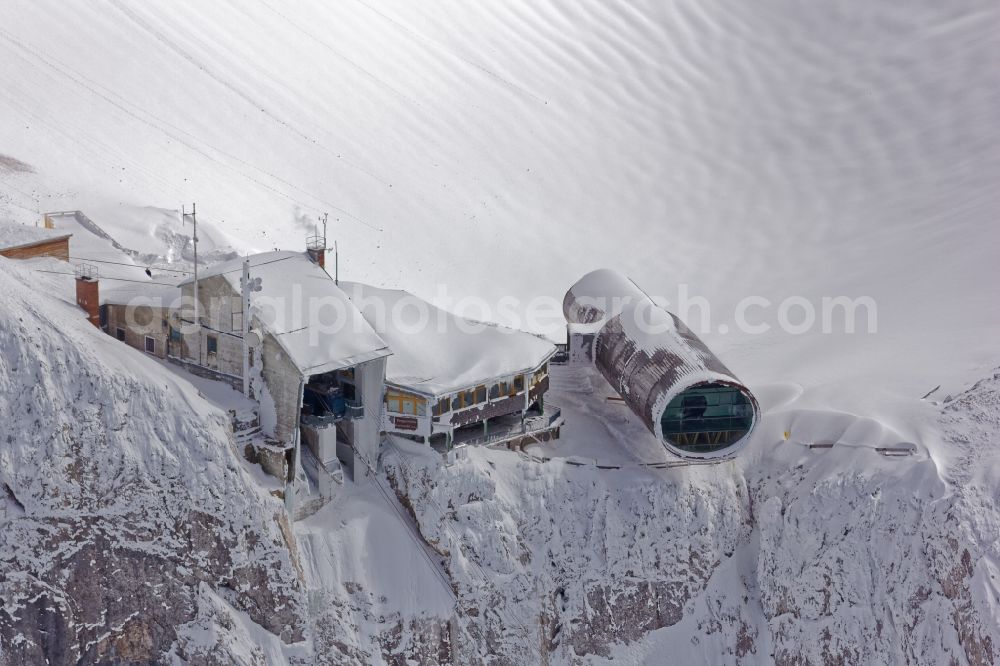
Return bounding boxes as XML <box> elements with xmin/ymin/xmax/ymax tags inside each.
<box><xmin>242</xmin><ymin>258</ymin><xmax>250</xmax><ymax>395</ymax></box>
<box><xmin>184</xmin><ymin>203</ymin><xmax>202</xmax><ymax>364</ymax></box>
<box><xmin>240</xmin><ymin>259</ymin><xmax>263</xmax><ymax>397</ymax></box>
<box><xmin>320</xmin><ymin>212</ymin><xmax>338</xmax><ymax>285</ymax></box>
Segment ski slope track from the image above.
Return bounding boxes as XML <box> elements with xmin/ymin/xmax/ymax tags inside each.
<box><xmin>0</xmin><ymin>0</ymin><xmax>998</xmax><ymax>663</ymax></box>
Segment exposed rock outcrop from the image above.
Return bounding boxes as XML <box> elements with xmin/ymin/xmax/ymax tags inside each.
<box><xmin>0</xmin><ymin>260</ymin><xmax>305</xmax><ymax>663</ymax></box>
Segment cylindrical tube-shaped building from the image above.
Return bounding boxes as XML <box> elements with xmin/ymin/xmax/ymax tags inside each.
<box><xmin>564</xmin><ymin>269</ymin><xmax>758</xmax><ymax>459</ymax></box>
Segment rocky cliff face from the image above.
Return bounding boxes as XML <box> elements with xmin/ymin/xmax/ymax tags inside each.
<box><xmin>382</xmin><ymin>446</ymin><xmax>753</xmax><ymax>664</ymax></box>
<box><xmin>0</xmin><ymin>259</ymin><xmax>306</xmax><ymax>664</ymax></box>
<box><xmin>380</xmin><ymin>373</ymin><xmax>1000</xmax><ymax>665</ymax></box>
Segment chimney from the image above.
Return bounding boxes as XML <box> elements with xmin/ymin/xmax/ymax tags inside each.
<box><xmin>306</xmin><ymin>234</ymin><xmax>325</xmax><ymax>269</ymax></box>
<box><xmin>75</xmin><ymin>263</ymin><xmax>100</xmax><ymax>327</ymax></box>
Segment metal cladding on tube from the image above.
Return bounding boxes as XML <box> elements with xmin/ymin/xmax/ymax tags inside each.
<box><xmin>564</xmin><ymin>269</ymin><xmax>759</xmax><ymax>459</ymax></box>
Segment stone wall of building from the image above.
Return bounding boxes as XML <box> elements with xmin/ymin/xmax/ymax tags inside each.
<box><xmin>260</xmin><ymin>333</ymin><xmax>303</xmax><ymax>447</ymax></box>
<box><xmin>176</xmin><ymin>275</ymin><xmax>303</xmax><ymax>450</ymax></box>
<box><xmin>179</xmin><ymin>276</ymin><xmax>243</xmax><ymax>375</ymax></box>
<box><xmin>103</xmin><ymin>304</ymin><xmax>171</xmax><ymax>360</ymax></box>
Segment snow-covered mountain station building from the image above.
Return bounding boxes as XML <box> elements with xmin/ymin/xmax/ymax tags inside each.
<box><xmin>6</xmin><ymin>211</ymin><xmax>753</xmax><ymax>520</ymax></box>
<box><xmin>52</xmin><ymin>235</ymin><xmax>562</xmax><ymax>516</ymax></box>
<box><xmin>345</xmin><ymin>283</ymin><xmax>560</xmax><ymax>451</ymax></box>
<box><xmin>563</xmin><ymin>269</ymin><xmax>759</xmax><ymax>459</ymax></box>
<box><xmin>172</xmin><ymin>251</ymin><xmax>391</xmax><ymax>491</ymax></box>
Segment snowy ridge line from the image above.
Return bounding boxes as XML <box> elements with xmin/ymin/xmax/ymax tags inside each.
<box><xmin>515</xmin><ymin>439</ymin><xmax>922</xmax><ymax>470</ymax></box>
<box><xmin>788</xmin><ymin>439</ymin><xmax>920</xmax><ymax>457</ymax></box>
<box><xmin>514</xmin><ymin>449</ymin><xmax>730</xmax><ymax>471</ymax></box>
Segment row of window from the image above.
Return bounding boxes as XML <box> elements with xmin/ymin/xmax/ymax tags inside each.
<box><xmin>120</xmin><ymin>327</ymin><xmax>223</xmax><ymax>358</ymax></box>
<box><xmin>116</xmin><ymin>327</ymin><xmax>157</xmax><ymax>354</ymax></box>
<box><xmin>387</xmin><ymin>367</ymin><xmax>550</xmax><ymax>418</ymax></box>
<box><xmin>386</xmin><ymin>391</ymin><xmax>427</xmax><ymax>416</ymax></box>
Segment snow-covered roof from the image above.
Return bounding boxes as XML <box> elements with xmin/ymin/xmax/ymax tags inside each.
<box><xmin>183</xmin><ymin>252</ymin><xmax>390</xmax><ymax>376</ymax></box>
<box><xmin>100</xmin><ymin>280</ymin><xmax>181</xmax><ymax>307</ymax></box>
<box><xmin>342</xmin><ymin>282</ymin><xmax>556</xmax><ymax>397</ymax></box>
<box><xmin>562</xmin><ymin>268</ymin><xmax>650</xmax><ymax>325</ymax></box>
<box><xmin>0</xmin><ymin>220</ymin><xmax>71</xmax><ymax>251</ymax></box>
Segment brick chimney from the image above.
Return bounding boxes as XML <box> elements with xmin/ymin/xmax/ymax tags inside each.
<box><xmin>306</xmin><ymin>235</ymin><xmax>325</xmax><ymax>269</ymax></box>
<box><xmin>75</xmin><ymin>263</ymin><xmax>100</xmax><ymax>327</ymax></box>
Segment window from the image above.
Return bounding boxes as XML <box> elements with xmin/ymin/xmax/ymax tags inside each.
<box><xmin>169</xmin><ymin>326</ymin><xmax>181</xmax><ymax>342</ymax></box>
<box><xmin>433</xmin><ymin>397</ymin><xmax>449</xmax><ymax>416</ymax></box>
<box><xmin>489</xmin><ymin>384</ymin><xmax>500</xmax><ymax>400</ymax></box>
<box><xmin>207</xmin><ymin>335</ymin><xmax>218</xmax><ymax>355</ymax></box>
<box><xmin>144</xmin><ymin>336</ymin><xmax>155</xmax><ymax>354</ymax></box>
<box><xmin>451</xmin><ymin>394</ymin><xmax>462</xmax><ymax>411</ymax></box>
<box><xmin>474</xmin><ymin>385</ymin><xmax>487</xmax><ymax>404</ymax></box>
<box><xmin>513</xmin><ymin>375</ymin><xmax>524</xmax><ymax>393</ymax></box>
<box><xmin>660</xmin><ymin>383</ymin><xmax>754</xmax><ymax>452</ymax></box>
<box><xmin>464</xmin><ymin>389</ymin><xmax>475</xmax><ymax>406</ymax></box>
<box><xmin>116</xmin><ymin>328</ymin><xmax>126</xmax><ymax>341</ymax></box>
<box><xmin>385</xmin><ymin>390</ymin><xmax>426</xmax><ymax>416</ymax></box>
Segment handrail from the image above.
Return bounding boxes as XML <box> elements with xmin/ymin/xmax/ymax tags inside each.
<box><xmin>301</xmin><ymin>399</ymin><xmax>364</xmax><ymax>427</ymax></box>
<box><xmin>344</xmin><ymin>400</ymin><xmax>364</xmax><ymax>419</ymax></box>
<box><xmin>458</xmin><ymin>405</ymin><xmax>563</xmax><ymax>448</ymax></box>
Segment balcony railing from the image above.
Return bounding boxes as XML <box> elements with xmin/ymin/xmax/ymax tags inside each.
<box><xmin>344</xmin><ymin>400</ymin><xmax>364</xmax><ymax>420</ymax></box>
<box><xmin>454</xmin><ymin>404</ymin><xmax>563</xmax><ymax>448</ymax></box>
<box><xmin>301</xmin><ymin>399</ymin><xmax>364</xmax><ymax>428</ymax></box>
